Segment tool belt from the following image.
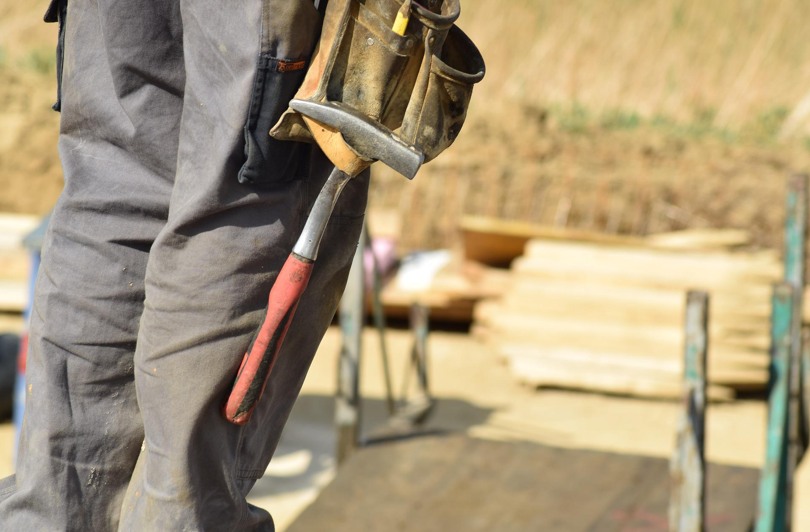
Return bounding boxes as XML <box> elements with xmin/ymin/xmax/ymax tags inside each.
<box><xmin>271</xmin><ymin>0</ymin><xmax>485</xmax><ymax>167</ymax></box>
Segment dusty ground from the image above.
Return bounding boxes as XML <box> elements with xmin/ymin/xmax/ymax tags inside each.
<box><xmin>1</xmin><ymin>326</ymin><xmax>808</xmax><ymax>530</ymax></box>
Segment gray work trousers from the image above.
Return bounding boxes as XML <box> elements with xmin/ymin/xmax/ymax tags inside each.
<box><xmin>0</xmin><ymin>0</ymin><xmax>368</xmax><ymax>529</ymax></box>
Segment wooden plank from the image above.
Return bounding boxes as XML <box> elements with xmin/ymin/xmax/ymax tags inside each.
<box><xmin>459</xmin><ymin>216</ymin><xmax>647</xmax><ymax>266</ymax></box>
<box><xmin>499</xmin><ymin>278</ymin><xmax>772</xmax><ymax>321</ymax></box>
<box><xmin>500</xmin><ymin>344</ymin><xmax>767</xmax><ymax>386</ymax></box>
<box><xmin>492</xmin><ymin>294</ymin><xmax>770</xmax><ymax>339</ymax></box>
<box><xmin>0</xmin><ymin>213</ymin><xmax>39</xmax><ymax>251</ymax></box>
<box><xmin>0</xmin><ymin>213</ymin><xmax>35</xmax><ymax>313</ymax></box>
<box><xmin>377</xmin><ymin>261</ymin><xmax>508</xmax><ymax>324</ymax></box>
<box><xmin>289</xmin><ymin>435</ymin><xmax>759</xmax><ymax>532</ymax></box>
<box><xmin>0</xmin><ymin>280</ymin><xmax>26</xmax><ymax>313</ymax></box>
<box><xmin>0</xmin><ymin>249</ymin><xmax>29</xmax><ymax>282</ymax></box>
<box><xmin>484</xmin><ymin>318</ymin><xmax>770</xmax><ymax>359</ymax></box>
<box><xmin>514</xmin><ymin>255</ymin><xmax>779</xmax><ymax>292</ymax></box>
<box><xmin>483</xmin><ymin>331</ymin><xmax>767</xmax><ymax>371</ymax></box>
<box><xmin>646</xmin><ymin>228</ymin><xmax>750</xmax><ymax>250</ymax></box>
<box><xmin>524</xmin><ymin>239</ymin><xmax>779</xmax><ymax>268</ymax></box>
<box><xmin>505</xmin><ymin>349</ymin><xmax>738</xmax><ymax>400</ymax></box>
<box><xmin>460</xmin><ymin>217</ymin><xmax>753</xmax><ymax>268</ymax></box>
<box><xmin>470</xmin><ymin>234</ymin><xmax>786</xmax><ymax>397</ymax></box>
<box><xmin>377</xmin><ymin>291</ymin><xmax>476</xmax><ymax>323</ymax></box>
<box><xmin>521</xmin><ymin>240</ymin><xmax>779</xmax><ymax>278</ymax></box>
<box><xmin>476</xmin><ymin>305</ymin><xmax>771</xmax><ymax>357</ymax></box>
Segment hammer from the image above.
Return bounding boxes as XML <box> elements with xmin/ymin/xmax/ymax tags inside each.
<box><xmin>224</xmin><ymin>99</ymin><xmax>423</xmax><ymax>425</ymax></box>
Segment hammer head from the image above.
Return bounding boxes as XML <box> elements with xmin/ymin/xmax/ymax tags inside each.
<box><xmin>290</xmin><ymin>99</ymin><xmax>424</xmax><ymax>180</ymax></box>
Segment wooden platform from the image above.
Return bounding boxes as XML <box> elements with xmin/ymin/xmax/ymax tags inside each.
<box><xmin>289</xmin><ymin>435</ymin><xmax>759</xmax><ymax>532</ymax></box>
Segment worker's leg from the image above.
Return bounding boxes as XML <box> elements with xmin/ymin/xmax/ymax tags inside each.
<box><xmin>0</xmin><ymin>0</ymin><xmax>185</xmax><ymax>529</ymax></box>
<box><xmin>116</xmin><ymin>1</ymin><xmax>368</xmax><ymax>530</ymax></box>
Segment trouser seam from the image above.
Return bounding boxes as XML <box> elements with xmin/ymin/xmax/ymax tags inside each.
<box><xmin>236</xmin><ymin>467</ymin><xmax>266</xmax><ymax>479</ymax></box>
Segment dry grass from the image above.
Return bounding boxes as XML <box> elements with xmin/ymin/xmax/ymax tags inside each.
<box><xmin>460</xmin><ymin>0</ymin><xmax>810</xmax><ymax>138</ymax></box>
<box><xmin>5</xmin><ymin>0</ymin><xmax>810</xmax><ymax>252</ymax></box>
<box><xmin>363</xmin><ymin>0</ymin><xmax>810</xmax><ymax>252</ymax></box>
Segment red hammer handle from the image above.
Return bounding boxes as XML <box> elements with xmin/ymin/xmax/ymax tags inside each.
<box><xmin>224</xmin><ymin>253</ymin><xmax>314</xmax><ymax>425</ymax></box>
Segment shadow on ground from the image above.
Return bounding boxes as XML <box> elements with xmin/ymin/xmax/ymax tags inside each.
<box><xmin>248</xmin><ymin>393</ymin><xmax>494</xmax><ymax>500</ymax></box>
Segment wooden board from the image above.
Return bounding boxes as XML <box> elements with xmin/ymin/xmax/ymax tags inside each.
<box><xmin>499</xmin><ymin>279</ymin><xmax>773</xmax><ymax>322</ymax></box>
<box><xmin>471</xmin><ymin>235</ymin><xmax>787</xmax><ymax>396</ymax></box>
<box><xmin>515</xmin><ymin>250</ymin><xmax>779</xmax><ymax>292</ymax></box>
<box><xmin>289</xmin><ymin>435</ymin><xmax>758</xmax><ymax>532</ymax></box>
<box><xmin>374</xmin><ymin>291</ymin><xmax>477</xmax><ymax>323</ymax></box>
<box><xmin>460</xmin><ymin>217</ymin><xmax>754</xmax><ymax>267</ymax></box>
<box><xmin>476</xmin><ymin>307</ymin><xmax>769</xmax><ymax>363</ymax></box>
<box><xmin>459</xmin><ymin>216</ymin><xmax>647</xmax><ymax>266</ymax></box>
<box><xmin>0</xmin><ymin>214</ymin><xmax>39</xmax><ymax>251</ymax></box>
<box><xmin>376</xmin><ymin>261</ymin><xmax>508</xmax><ymax>323</ymax></box>
<box><xmin>0</xmin><ymin>281</ymin><xmax>27</xmax><ymax>313</ymax></box>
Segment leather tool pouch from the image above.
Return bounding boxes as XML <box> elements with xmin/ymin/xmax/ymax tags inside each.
<box><xmin>398</xmin><ymin>17</ymin><xmax>485</xmax><ymax>162</ymax></box>
<box><xmin>271</xmin><ymin>0</ymin><xmax>484</xmax><ymax>169</ymax></box>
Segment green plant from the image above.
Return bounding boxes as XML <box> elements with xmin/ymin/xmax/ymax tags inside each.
<box><xmin>554</xmin><ymin>103</ymin><xmax>591</xmax><ymax>134</ymax></box>
<box><xmin>19</xmin><ymin>49</ymin><xmax>55</xmax><ymax>76</ymax></box>
<box><xmin>600</xmin><ymin>109</ymin><xmax>642</xmax><ymax>130</ymax></box>
<box><xmin>742</xmin><ymin>106</ymin><xmax>790</xmax><ymax>143</ymax></box>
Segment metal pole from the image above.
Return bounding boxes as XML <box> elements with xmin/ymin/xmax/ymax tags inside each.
<box><xmin>335</xmin><ymin>223</ymin><xmax>366</xmax><ymax>464</ymax></box>
<box><xmin>784</xmin><ymin>174</ymin><xmax>807</xmax><ymax>530</ymax></box>
<box><xmin>670</xmin><ymin>290</ymin><xmax>709</xmax><ymax>532</ymax></box>
<box><xmin>365</xmin><ymin>229</ymin><xmax>395</xmax><ymax>415</ymax></box>
<box><xmin>398</xmin><ymin>302</ymin><xmax>433</xmax><ymax>425</ymax></box>
<box><xmin>410</xmin><ymin>303</ymin><xmax>431</xmax><ymax>403</ymax></box>
<box><xmin>756</xmin><ymin>283</ymin><xmax>795</xmax><ymax>532</ymax></box>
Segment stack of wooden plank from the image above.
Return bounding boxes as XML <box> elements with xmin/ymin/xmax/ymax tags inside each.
<box><xmin>474</xmin><ymin>234</ymin><xmax>785</xmax><ymax>400</ymax></box>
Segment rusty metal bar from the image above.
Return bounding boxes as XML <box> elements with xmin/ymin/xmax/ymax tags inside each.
<box><xmin>756</xmin><ymin>283</ymin><xmax>794</xmax><ymax>532</ymax></box>
<box><xmin>670</xmin><ymin>290</ymin><xmax>709</xmax><ymax>532</ymax></box>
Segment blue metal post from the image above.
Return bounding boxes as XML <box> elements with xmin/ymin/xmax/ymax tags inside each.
<box><xmin>756</xmin><ymin>283</ymin><xmax>794</xmax><ymax>532</ymax></box>
<box><xmin>783</xmin><ymin>173</ymin><xmax>806</xmax><ymax>530</ymax></box>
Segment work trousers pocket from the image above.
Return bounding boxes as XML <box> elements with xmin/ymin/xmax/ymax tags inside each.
<box><xmin>44</xmin><ymin>0</ymin><xmax>68</xmax><ymax>112</ymax></box>
<box><xmin>238</xmin><ymin>0</ymin><xmax>322</xmax><ymax>187</ymax></box>
<box><xmin>238</xmin><ymin>56</ymin><xmax>312</xmax><ymax>187</ymax></box>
